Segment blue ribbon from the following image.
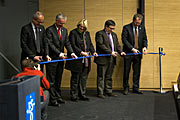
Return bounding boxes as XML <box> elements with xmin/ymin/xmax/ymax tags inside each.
<box><xmin>40</xmin><ymin>52</ymin><xmax>165</xmax><ymax>64</ymax></box>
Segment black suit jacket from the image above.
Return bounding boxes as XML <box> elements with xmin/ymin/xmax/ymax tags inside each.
<box><xmin>46</xmin><ymin>24</ymin><xmax>73</xmax><ymax>60</ymax></box>
<box><xmin>20</xmin><ymin>23</ymin><xmax>48</xmax><ymax>61</ymax></box>
<box><xmin>121</xmin><ymin>23</ymin><xmax>148</xmax><ymax>56</ymax></box>
<box><xmin>65</xmin><ymin>28</ymin><xmax>95</xmax><ymax>72</ymax></box>
<box><xmin>94</xmin><ymin>29</ymin><xmax>123</xmax><ymax>65</ymax></box>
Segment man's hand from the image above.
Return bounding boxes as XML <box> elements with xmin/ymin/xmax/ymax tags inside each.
<box><xmin>71</xmin><ymin>53</ymin><xmax>78</xmax><ymax>59</ymax></box>
<box><xmin>46</xmin><ymin>55</ymin><xmax>51</xmax><ymax>61</ymax></box>
<box><xmin>120</xmin><ymin>52</ymin><xmax>126</xmax><ymax>56</ymax></box>
<box><xmin>81</xmin><ymin>51</ymin><xmax>89</xmax><ymax>56</ymax></box>
<box><xmin>143</xmin><ymin>47</ymin><xmax>147</xmax><ymax>55</ymax></box>
<box><xmin>59</xmin><ymin>53</ymin><xmax>66</xmax><ymax>59</ymax></box>
<box><xmin>132</xmin><ymin>48</ymin><xmax>140</xmax><ymax>55</ymax></box>
<box><xmin>93</xmin><ymin>52</ymin><xmax>98</xmax><ymax>57</ymax></box>
<box><xmin>34</xmin><ymin>56</ymin><xmax>42</xmax><ymax>61</ymax></box>
<box><xmin>112</xmin><ymin>51</ymin><xmax>118</xmax><ymax>57</ymax></box>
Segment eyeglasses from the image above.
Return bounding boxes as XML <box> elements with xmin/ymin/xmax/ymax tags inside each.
<box><xmin>109</xmin><ymin>27</ymin><xmax>115</xmax><ymax>30</ymax></box>
<box><xmin>35</xmin><ymin>19</ymin><xmax>44</xmax><ymax>24</ymax></box>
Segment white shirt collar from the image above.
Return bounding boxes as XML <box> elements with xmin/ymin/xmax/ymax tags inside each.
<box><xmin>31</xmin><ymin>22</ymin><xmax>36</xmax><ymax>29</ymax></box>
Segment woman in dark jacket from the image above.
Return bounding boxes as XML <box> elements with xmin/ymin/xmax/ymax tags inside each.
<box><xmin>66</xmin><ymin>19</ymin><xmax>98</xmax><ymax>101</ymax></box>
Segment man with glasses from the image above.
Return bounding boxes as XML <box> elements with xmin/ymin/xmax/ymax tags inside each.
<box><xmin>94</xmin><ymin>20</ymin><xmax>126</xmax><ymax>99</ymax></box>
<box><xmin>46</xmin><ymin>13</ymin><xmax>77</xmax><ymax>106</ymax></box>
<box><xmin>20</xmin><ymin>11</ymin><xmax>51</xmax><ymax>66</ymax></box>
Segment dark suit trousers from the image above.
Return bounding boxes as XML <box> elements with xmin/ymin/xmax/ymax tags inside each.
<box><xmin>123</xmin><ymin>55</ymin><xmax>141</xmax><ymax>91</ymax></box>
<box><xmin>46</xmin><ymin>61</ymin><xmax>64</xmax><ymax>96</ymax></box>
<box><xmin>70</xmin><ymin>67</ymin><xmax>89</xmax><ymax>99</ymax></box>
<box><xmin>97</xmin><ymin>58</ymin><xmax>115</xmax><ymax>95</ymax></box>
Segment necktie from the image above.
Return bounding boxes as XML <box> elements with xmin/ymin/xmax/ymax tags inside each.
<box><xmin>35</xmin><ymin>27</ymin><xmax>40</xmax><ymax>53</ymax></box>
<box><xmin>58</xmin><ymin>28</ymin><xmax>61</xmax><ymax>40</ymax></box>
<box><xmin>83</xmin><ymin>32</ymin><xmax>88</xmax><ymax>67</ymax></box>
<box><xmin>134</xmin><ymin>27</ymin><xmax>139</xmax><ymax>49</ymax></box>
<box><xmin>108</xmin><ymin>33</ymin><xmax>114</xmax><ymax>52</ymax></box>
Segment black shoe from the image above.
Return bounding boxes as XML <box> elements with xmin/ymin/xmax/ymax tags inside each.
<box><xmin>97</xmin><ymin>94</ymin><xmax>105</xmax><ymax>99</ymax></box>
<box><xmin>123</xmin><ymin>89</ymin><xmax>128</xmax><ymax>95</ymax></box>
<box><xmin>106</xmin><ymin>93</ymin><xmax>118</xmax><ymax>97</ymax></box>
<box><xmin>79</xmin><ymin>97</ymin><xmax>90</xmax><ymax>101</ymax></box>
<box><xmin>57</xmin><ymin>98</ymin><xmax>66</xmax><ymax>104</ymax></box>
<box><xmin>49</xmin><ymin>101</ymin><xmax>61</xmax><ymax>107</ymax></box>
<box><xmin>132</xmin><ymin>90</ymin><xmax>143</xmax><ymax>94</ymax></box>
<box><xmin>71</xmin><ymin>97</ymin><xmax>78</xmax><ymax>102</ymax></box>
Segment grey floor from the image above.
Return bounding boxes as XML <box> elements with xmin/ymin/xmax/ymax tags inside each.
<box><xmin>47</xmin><ymin>90</ymin><xmax>178</xmax><ymax>120</ymax></box>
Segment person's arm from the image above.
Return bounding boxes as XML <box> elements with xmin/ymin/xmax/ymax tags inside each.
<box><xmin>41</xmin><ymin>73</ymin><xmax>50</xmax><ymax>90</ymax></box>
<box><xmin>121</xmin><ymin>26</ymin><xmax>134</xmax><ymax>51</ymax></box>
<box><xmin>21</xmin><ymin>26</ymin><xmax>35</xmax><ymax>59</ymax></box>
<box><xmin>87</xmin><ymin>32</ymin><xmax>96</xmax><ymax>55</ymax></box>
<box><xmin>46</xmin><ymin>28</ymin><xmax>61</xmax><ymax>55</ymax></box>
<box><xmin>142</xmin><ymin>27</ymin><xmax>148</xmax><ymax>50</ymax></box>
<box><xmin>95</xmin><ymin>32</ymin><xmax>112</xmax><ymax>54</ymax></box>
<box><xmin>68</xmin><ymin>30</ymin><xmax>82</xmax><ymax>55</ymax></box>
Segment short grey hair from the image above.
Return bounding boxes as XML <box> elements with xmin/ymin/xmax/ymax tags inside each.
<box><xmin>32</xmin><ymin>11</ymin><xmax>44</xmax><ymax>20</ymax></box>
<box><xmin>56</xmin><ymin>13</ymin><xmax>67</xmax><ymax>21</ymax></box>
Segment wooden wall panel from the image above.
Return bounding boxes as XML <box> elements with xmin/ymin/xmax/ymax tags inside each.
<box><xmin>154</xmin><ymin>0</ymin><xmax>180</xmax><ymax>88</ymax></box>
<box><xmin>39</xmin><ymin>0</ymin><xmax>180</xmax><ymax>89</ymax></box>
<box><xmin>140</xmin><ymin>0</ymin><xmax>154</xmax><ymax>89</ymax></box>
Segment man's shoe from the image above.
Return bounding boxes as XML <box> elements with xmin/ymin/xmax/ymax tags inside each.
<box><xmin>132</xmin><ymin>90</ymin><xmax>143</xmax><ymax>94</ymax></box>
<box><xmin>57</xmin><ymin>98</ymin><xmax>66</xmax><ymax>104</ymax></box>
<box><xmin>97</xmin><ymin>94</ymin><xmax>105</xmax><ymax>99</ymax></box>
<box><xmin>49</xmin><ymin>101</ymin><xmax>61</xmax><ymax>107</ymax></box>
<box><xmin>123</xmin><ymin>89</ymin><xmax>128</xmax><ymax>95</ymax></box>
<box><xmin>79</xmin><ymin>97</ymin><xmax>90</xmax><ymax>101</ymax></box>
<box><xmin>71</xmin><ymin>97</ymin><xmax>78</xmax><ymax>102</ymax></box>
<box><xmin>106</xmin><ymin>93</ymin><xmax>118</xmax><ymax>97</ymax></box>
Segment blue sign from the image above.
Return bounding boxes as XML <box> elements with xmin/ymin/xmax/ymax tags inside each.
<box><xmin>26</xmin><ymin>92</ymin><xmax>36</xmax><ymax>120</ymax></box>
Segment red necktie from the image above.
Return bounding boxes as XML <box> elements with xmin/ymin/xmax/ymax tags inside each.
<box><xmin>58</xmin><ymin>28</ymin><xmax>61</xmax><ymax>40</ymax></box>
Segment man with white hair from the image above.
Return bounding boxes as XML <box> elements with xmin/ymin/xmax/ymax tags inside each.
<box><xmin>46</xmin><ymin>13</ymin><xmax>77</xmax><ymax>105</ymax></box>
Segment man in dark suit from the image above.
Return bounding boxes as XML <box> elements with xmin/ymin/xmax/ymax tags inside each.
<box><xmin>46</xmin><ymin>13</ymin><xmax>77</xmax><ymax>105</ymax></box>
<box><xmin>95</xmin><ymin>20</ymin><xmax>126</xmax><ymax>99</ymax></box>
<box><xmin>121</xmin><ymin>14</ymin><xmax>148</xmax><ymax>95</ymax></box>
<box><xmin>65</xmin><ymin>19</ymin><xmax>98</xmax><ymax>101</ymax></box>
<box><xmin>20</xmin><ymin>11</ymin><xmax>51</xmax><ymax>65</ymax></box>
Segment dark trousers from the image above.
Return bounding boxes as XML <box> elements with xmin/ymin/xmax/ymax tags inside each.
<box><xmin>97</xmin><ymin>59</ymin><xmax>115</xmax><ymax>95</ymax></box>
<box><xmin>46</xmin><ymin>61</ymin><xmax>64</xmax><ymax>102</ymax></box>
<box><xmin>70</xmin><ymin>67</ymin><xmax>89</xmax><ymax>99</ymax></box>
<box><xmin>123</xmin><ymin>55</ymin><xmax>141</xmax><ymax>91</ymax></box>
<box><xmin>41</xmin><ymin>90</ymin><xmax>49</xmax><ymax>120</ymax></box>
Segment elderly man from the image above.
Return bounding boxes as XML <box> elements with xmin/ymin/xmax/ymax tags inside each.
<box><xmin>20</xmin><ymin>11</ymin><xmax>51</xmax><ymax>65</ymax></box>
<box><xmin>46</xmin><ymin>13</ymin><xmax>77</xmax><ymax>105</ymax></box>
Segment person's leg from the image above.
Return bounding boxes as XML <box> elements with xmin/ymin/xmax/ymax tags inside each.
<box><xmin>79</xmin><ymin>67</ymin><xmax>89</xmax><ymax>100</ymax></box>
<box><xmin>123</xmin><ymin>56</ymin><xmax>133</xmax><ymax>93</ymax></box>
<box><xmin>132</xmin><ymin>55</ymin><xmax>142</xmax><ymax>91</ymax></box>
<box><xmin>97</xmin><ymin>64</ymin><xmax>105</xmax><ymax>96</ymax></box>
<box><xmin>46</xmin><ymin>62</ymin><xmax>60</xmax><ymax>104</ymax></box>
<box><xmin>104</xmin><ymin>60</ymin><xmax>114</xmax><ymax>94</ymax></box>
<box><xmin>55</xmin><ymin>62</ymin><xmax>64</xmax><ymax>95</ymax></box>
<box><xmin>70</xmin><ymin>71</ymin><xmax>79</xmax><ymax>101</ymax></box>
<box><xmin>41</xmin><ymin>90</ymin><xmax>49</xmax><ymax>120</ymax></box>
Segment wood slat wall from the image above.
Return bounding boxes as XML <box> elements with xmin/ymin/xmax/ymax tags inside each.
<box><xmin>39</xmin><ymin>0</ymin><xmax>180</xmax><ymax>89</ymax></box>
